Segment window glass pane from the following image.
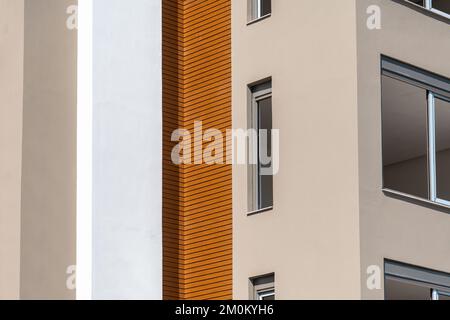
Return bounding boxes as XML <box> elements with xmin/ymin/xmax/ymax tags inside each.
<box><xmin>435</xmin><ymin>97</ymin><xmax>450</xmax><ymax>201</ymax></box>
<box><xmin>408</xmin><ymin>0</ymin><xmax>425</xmax><ymax>7</ymax></box>
<box><xmin>382</xmin><ymin>75</ymin><xmax>429</xmax><ymax>199</ymax></box>
<box><xmin>261</xmin><ymin>0</ymin><xmax>271</xmax><ymax>16</ymax></box>
<box><xmin>385</xmin><ymin>277</ymin><xmax>433</xmax><ymax>300</ymax></box>
<box><xmin>432</xmin><ymin>0</ymin><xmax>450</xmax><ymax>14</ymax></box>
<box><xmin>258</xmin><ymin>97</ymin><xmax>273</xmax><ymax>209</ymax></box>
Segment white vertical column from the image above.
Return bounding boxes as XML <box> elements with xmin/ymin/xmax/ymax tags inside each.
<box><xmin>76</xmin><ymin>0</ymin><xmax>93</xmax><ymax>300</ymax></box>
<box><xmin>91</xmin><ymin>0</ymin><xmax>163</xmax><ymax>299</ymax></box>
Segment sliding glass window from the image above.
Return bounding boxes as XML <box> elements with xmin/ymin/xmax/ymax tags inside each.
<box><xmin>382</xmin><ymin>76</ymin><xmax>429</xmax><ymax>199</ymax></box>
<box><xmin>381</xmin><ymin>56</ymin><xmax>450</xmax><ymax>207</ymax></box>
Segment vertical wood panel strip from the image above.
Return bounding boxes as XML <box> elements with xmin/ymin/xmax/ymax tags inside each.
<box><xmin>162</xmin><ymin>0</ymin><xmax>232</xmax><ymax>300</ymax></box>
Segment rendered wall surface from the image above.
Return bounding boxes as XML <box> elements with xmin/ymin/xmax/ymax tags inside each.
<box><xmin>0</xmin><ymin>0</ymin><xmax>24</xmax><ymax>300</ymax></box>
<box><xmin>92</xmin><ymin>0</ymin><xmax>163</xmax><ymax>299</ymax></box>
<box><xmin>232</xmin><ymin>0</ymin><xmax>362</xmax><ymax>299</ymax></box>
<box><xmin>20</xmin><ymin>0</ymin><xmax>77</xmax><ymax>299</ymax></box>
<box><xmin>356</xmin><ymin>0</ymin><xmax>450</xmax><ymax>299</ymax></box>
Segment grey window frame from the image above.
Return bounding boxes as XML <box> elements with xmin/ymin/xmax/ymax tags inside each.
<box><xmin>381</xmin><ymin>56</ymin><xmax>450</xmax><ymax>209</ymax></box>
<box><xmin>248</xmin><ymin>79</ymin><xmax>273</xmax><ymax>215</ymax></box>
<box><xmin>385</xmin><ymin>260</ymin><xmax>450</xmax><ymax>300</ymax></box>
<box><xmin>249</xmin><ymin>273</ymin><xmax>275</xmax><ymax>300</ymax></box>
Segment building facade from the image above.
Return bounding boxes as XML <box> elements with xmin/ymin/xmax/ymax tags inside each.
<box><xmin>0</xmin><ymin>0</ymin><xmax>449</xmax><ymax>300</ymax></box>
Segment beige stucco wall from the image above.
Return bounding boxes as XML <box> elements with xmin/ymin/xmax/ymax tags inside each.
<box><xmin>232</xmin><ymin>0</ymin><xmax>362</xmax><ymax>299</ymax></box>
<box><xmin>356</xmin><ymin>0</ymin><xmax>450</xmax><ymax>299</ymax></box>
<box><xmin>20</xmin><ymin>0</ymin><xmax>77</xmax><ymax>299</ymax></box>
<box><xmin>0</xmin><ymin>0</ymin><xmax>24</xmax><ymax>300</ymax></box>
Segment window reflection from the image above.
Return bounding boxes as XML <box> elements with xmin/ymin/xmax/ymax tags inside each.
<box><xmin>432</xmin><ymin>0</ymin><xmax>450</xmax><ymax>15</ymax></box>
<box><xmin>435</xmin><ymin>98</ymin><xmax>450</xmax><ymax>201</ymax></box>
<box><xmin>382</xmin><ymin>75</ymin><xmax>429</xmax><ymax>199</ymax></box>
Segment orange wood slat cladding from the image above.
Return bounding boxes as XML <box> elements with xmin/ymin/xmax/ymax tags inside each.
<box><xmin>162</xmin><ymin>0</ymin><xmax>232</xmax><ymax>300</ymax></box>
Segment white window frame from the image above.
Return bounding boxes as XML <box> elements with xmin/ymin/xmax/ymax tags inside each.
<box><xmin>432</xmin><ymin>289</ymin><xmax>450</xmax><ymax>300</ymax></box>
<box><xmin>428</xmin><ymin>92</ymin><xmax>450</xmax><ymax>207</ymax></box>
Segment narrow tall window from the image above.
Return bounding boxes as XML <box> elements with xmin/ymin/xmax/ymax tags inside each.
<box><xmin>381</xmin><ymin>56</ymin><xmax>450</xmax><ymax>207</ymax></box>
<box><xmin>248</xmin><ymin>0</ymin><xmax>271</xmax><ymax>22</ymax></box>
<box><xmin>248</xmin><ymin>80</ymin><xmax>273</xmax><ymax>213</ymax></box>
<box><xmin>250</xmin><ymin>273</ymin><xmax>275</xmax><ymax>300</ymax></box>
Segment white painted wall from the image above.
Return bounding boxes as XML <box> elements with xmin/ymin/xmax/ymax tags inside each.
<box><xmin>90</xmin><ymin>0</ymin><xmax>162</xmax><ymax>299</ymax></box>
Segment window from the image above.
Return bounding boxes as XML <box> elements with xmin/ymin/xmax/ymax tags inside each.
<box><xmin>435</xmin><ymin>97</ymin><xmax>450</xmax><ymax>202</ymax></box>
<box><xmin>248</xmin><ymin>80</ymin><xmax>273</xmax><ymax>214</ymax></box>
<box><xmin>385</xmin><ymin>260</ymin><xmax>450</xmax><ymax>300</ymax></box>
<box><xmin>381</xmin><ymin>56</ymin><xmax>450</xmax><ymax>207</ymax></box>
<box><xmin>250</xmin><ymin>273</ymin><xmax>275</xmax><ymax>300</ymax></box>
<box><xmin>431</xmin><ymin>0</ymin><xmax>450</xmax><ymax>17</ymax></box>
<box><xmin>405</xmin><ymin>0</ymin><xmax>450</xmax><ymax>19</ymax></box>
<box><xmin>248</xmin><ymin>0</ymin><xmax>271</xmax><ymax>23</ymax></box>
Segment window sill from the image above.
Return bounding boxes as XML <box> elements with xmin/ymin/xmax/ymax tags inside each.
<box><xmin>382</xmin><ymin>188</ymin><xmax>450</xmax><ymax>213</ymax></box>
<box><xmin>247</xmin><ymin>206</ymin><xmax>273</xmax><ymax>216</ymax></box>
<box><xmin>247</xmin><ymin>14</ymin><xmax>271</xmax><ymax>26</ymax></box>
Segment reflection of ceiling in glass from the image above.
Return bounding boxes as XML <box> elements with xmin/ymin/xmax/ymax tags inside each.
<box><xmin>385</xmin><ymin>277</ymin><xmax>432</xmax><ymax>300</ymax></box>
<box><xmin>382</xmin><ymin>76</ymin><xmax>428</xmax><ymax>165</ymax></box>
